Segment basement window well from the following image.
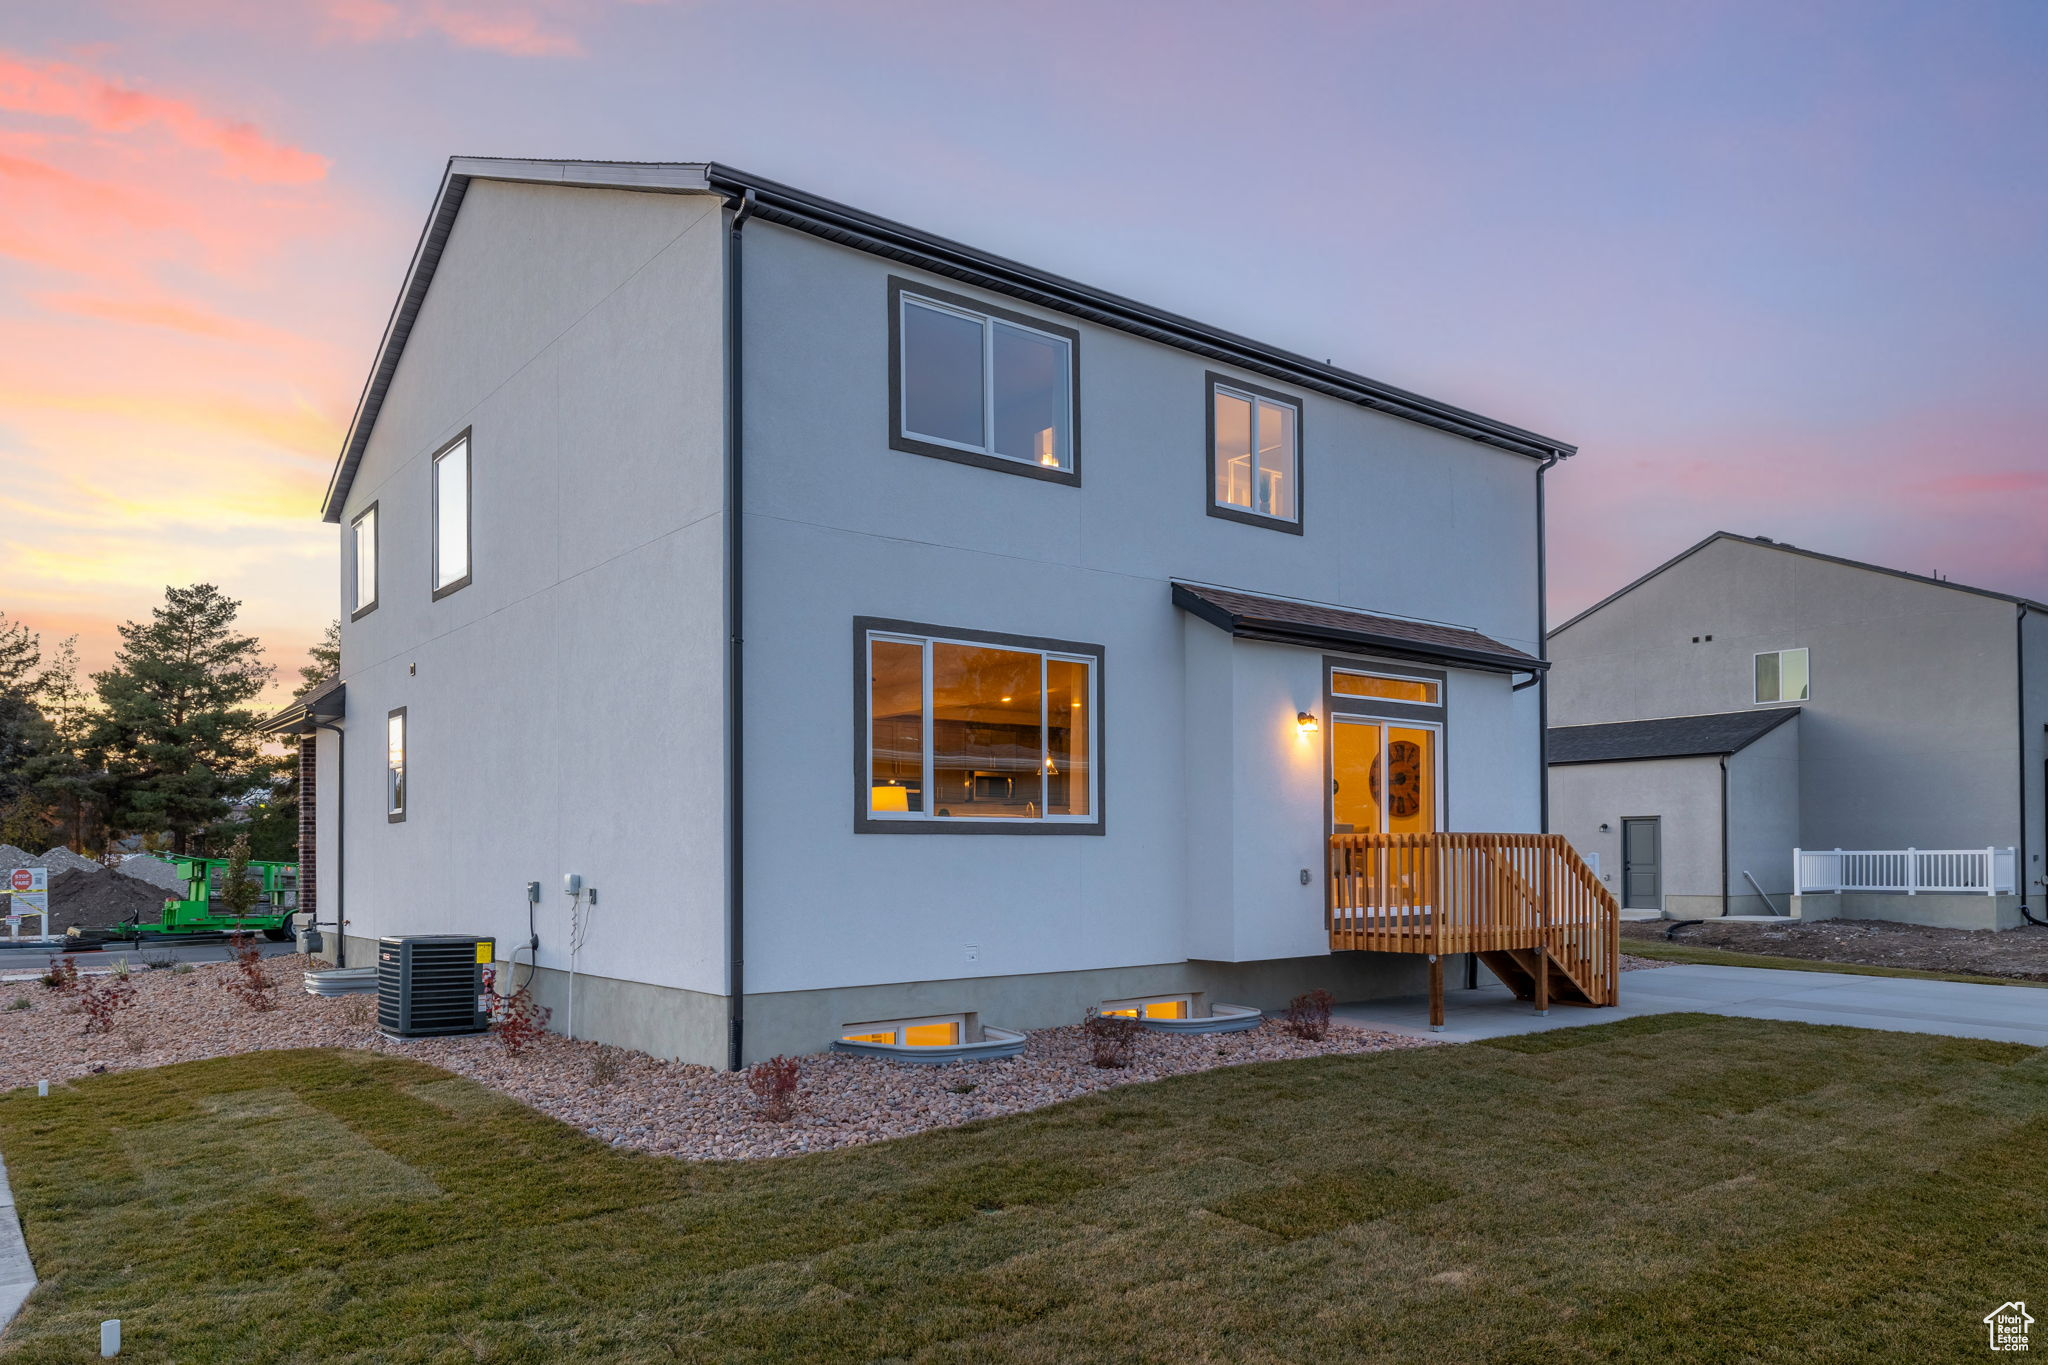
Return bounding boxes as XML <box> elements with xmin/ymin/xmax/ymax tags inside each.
<box><xmin>1099</xmin><ymin>995</ymin><xmax>1191</xmax><ymax>1020</ymax></box>
<box><xmin>832</xmin><ymin>1014</ymin><xmax>1027</xmax><ymax>1065</ymax></box>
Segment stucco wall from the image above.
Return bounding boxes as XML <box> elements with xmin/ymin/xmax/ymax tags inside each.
<box><xmin>735</xmin><ymin>220</ymin><xmax>1546</xmax><ymax>999</ymax></box>
<box><xmin>2022</xmin><ymin>610</ymin><xmax>2048</xmax><ymax>901</ymax></box>
<box><xmin>1725</xmin><ymin>714</ymin><xmax>1801</xmax><ymax>910</ymax></box>
<box><xmin>332</xmin><ymin>180</ymin><xmax>730</xmax><ymax>998</ymax></box>
<box><xmin>1550</xmin><ymin>537</ymin><xmax>2022</xmax><ymax>853</ymax></box>
<box><xmin>1549</xmin><ymin>756</ymin><xmax>1723</xmax><ymax>912</ymax></box>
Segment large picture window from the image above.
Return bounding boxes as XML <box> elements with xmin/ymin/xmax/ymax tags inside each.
<box><xmin>350</xmin><ymin>503</ymin><xmax>378</xmax><ymax>619</ymax></box>
<box><xmin>889</xmin><ymin>279</ymin><xmax>1079</xmax><ymax>485</ymax></box>
<box><xmin>431</xmin><ymin>431</ymin><xmax>471</xmax><ymax>598</ymax></box>
<box><xmin>1207</xmin><ymin>373</ymin><xmax>1301</xmax><ymax>533</ymax></box>
<box><xmin>1754</xmin><ymin>647</ymin><xmax>1808</xmax><ymax>703</ymax></box>
<box><xmin>859</xmin><ymin>620</ymin><xmax>1101</xmax><ymax>832</ymax></box>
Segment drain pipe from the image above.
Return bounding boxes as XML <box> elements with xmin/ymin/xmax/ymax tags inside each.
<box><xmin>1535</xmin><ymin>451</ymin><xmax>1561</xmax><ymax>833</ymax></box>
<box><xmin>1719</xmin><ymin>754</ymin><xmax>1730</xmax><ymax>917</ymax></box>
<box><xmin>2019</xmin><ymin>605</ymin><xmax>2046</xmax><ymax>927</ymax></box>
<box><xmin>313</xmin><ymin>719</ymin><xmax>345</xmax><ymax>968</ymax></box>
<box><xmin>724</xmin><ymin>187</ymin><xmax>757</xmax><ymax>1069</ymax></box>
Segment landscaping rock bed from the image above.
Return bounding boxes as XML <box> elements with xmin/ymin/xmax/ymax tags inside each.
<box><xmin>0</xmin><ymin>955</ymin><xmax>1435</xmax><ymax>1161</ymax></box>
<box><xmin>1623</xmin><ymin>917</ymin><xmax>2048</xmax><ymax>981</ymax></box>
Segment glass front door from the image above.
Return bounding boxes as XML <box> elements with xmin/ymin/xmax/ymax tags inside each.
<box><xmin>1331</xmin><ymin>718</ymin><xmax>1439</xmax><ymax>836</ymax></box>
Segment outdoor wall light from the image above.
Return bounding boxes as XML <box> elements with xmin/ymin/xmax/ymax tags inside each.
<box><xmin>1599</xmin><ymin>823</ymin><xmax>1611</xmax><ymax>832</ymax></box>
<box><xmin>1296</xmin><ymin>711</ymin><xmax>1320</xmax><ymax>735</ymax></box>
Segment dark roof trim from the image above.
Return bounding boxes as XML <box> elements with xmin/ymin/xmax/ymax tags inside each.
<box><xmin>698</xmin><ymin>165</ymin><xmax>1575</xmax><ymax>466</ymax></box>
<box><xmin>260</xmin><ymin>678</ymin><xmax>346</xmax><ymax>736</ymax></box>
<box><xmin>322</xmin><ymin>157</ymin><xmax>1574</xmax><ymax>521</ymax></box>
<box><xmin>1551</xmin><ymin>532</ymin><xmax>2048</xmax><ymax>637</ymax></box>
<box><xmin>1173</xmin><ymin>582</ymin><xmax>1544</xmax><ymax>677</ymax></box>
<box><xmin>1546</xmin><ymin>706</ymin><xmax>1799</xmax><ymax>765</ymax></box>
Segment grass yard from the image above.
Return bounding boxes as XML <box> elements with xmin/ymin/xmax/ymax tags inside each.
<box><xmin>0</xmin><ymin>1016</ymin><xmax>2043</xmax><ymax>1363</ymax></box>
<box><xmin>1622</xmin><ymin>934</ymin><xmax>2048</xmax><ymax>986</ymax></box>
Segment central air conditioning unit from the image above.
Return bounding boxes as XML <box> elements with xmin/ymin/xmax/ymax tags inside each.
<box><xmin>377</xmin><ymin>935</ymin><xmax>494</xmax><ymax>1038</ymax></box>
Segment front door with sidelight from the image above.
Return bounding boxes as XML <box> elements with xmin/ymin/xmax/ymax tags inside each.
<box><xmin>1331</xmin><ymin>719</ymin><xmax>1439</xmax><ymax>837</ymax></box>
<box><xmin>1621</xmin><ymin>817</ymin><xmax>1661</xmax><ymax>910</ymax></box>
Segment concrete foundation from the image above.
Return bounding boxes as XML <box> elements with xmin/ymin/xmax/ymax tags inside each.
<box><xmin>339</xmin><ymin>934</ymin><xmax>1435</xmax><ymax>1066</ymax></box>
<box><xmin>1788</xmin><ymin>893</ymin><xmax>2025</xmax><ymax>932</ymax></box>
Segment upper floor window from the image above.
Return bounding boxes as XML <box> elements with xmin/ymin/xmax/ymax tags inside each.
<box><xmin>386</xmin><ymin>708</ymin><xmax>407</xmax><ymax>822</ymax></box>
<box><xmin>860</xmin><ymin>619</ymin><xmax>1101</xmax><ymax>832</ymax></box>
<box><xmin>1208</xmin><ymin>374</ymin><xmax>1301</xmax><ymax>533</ymax></box>
<box><xmin>889</xmin><ymin>279</ymin><xmax>1079</xmax><ymax>485</ymax></box>
<box><xmin>350</xmin><ymin>503</ymin><xmax>378</xmax><ymax>619</ymax></box>
<box><xmin>432</xmin><ymin>431</ymin><xmax>471</xmax><ymax>599</ymax></box>
<box><xmin>1332</xmin><ymin>669</ymin><xmax>1439</xmax><ymax>706</ymax></box>
<box><xmin>1754</xmin><ymin>648</ymin><xmax>1808</xmax><ymax>704</ymax></box>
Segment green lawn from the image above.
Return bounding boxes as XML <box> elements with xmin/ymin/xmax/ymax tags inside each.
<box><xmin>1622</xmin><ymin>934</ymin><xmax>2048</xmax><ymax>987</ymax></box>
<box><xmin>1</xmin><ymin>1019</ymin><xmax>2044</xmax><ymax>1363</ymax></box>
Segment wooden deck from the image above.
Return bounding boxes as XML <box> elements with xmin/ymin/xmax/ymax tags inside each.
<box><xmin>1328</xmin><ymin>832</ymin><xmax>1621</xmax><ymax>1027</ymax></box>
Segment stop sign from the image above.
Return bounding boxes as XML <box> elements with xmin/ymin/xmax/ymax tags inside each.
<box><xmin>7</xmin><ymin>870</ymin><xmax>29</xmax><ymax>892</ymax></box>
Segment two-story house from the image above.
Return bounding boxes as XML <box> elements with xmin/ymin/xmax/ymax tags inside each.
<box><xmin>266</xmin><ymin>158</ymin><xmax>1615</xmax><ymax>1067</ymax></box>
<box><xmin>1548</xmin><ymin>532</ymin><xmax>2047</xmax><ymax>930</ymax></box>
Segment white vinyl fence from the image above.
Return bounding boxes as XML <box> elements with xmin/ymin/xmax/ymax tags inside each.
<box><xmin>1794</xmin><ymin>847</ymin><xmax>2016</xmax><ymax>897</ymax></box>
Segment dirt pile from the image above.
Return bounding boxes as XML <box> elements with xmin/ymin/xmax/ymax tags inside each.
<box><xmin>116</xmin><ymin>855</ymin><xmax>188</xmax><ymax>893</ymax></box>
<box><xmin>16</xmin><ymin>868</ymin><xmax>174</xmax><ymax>936</ymax></box>
<box><xmin>1623</xmin><ymin>917</ymin><xmax>2048</xmax><ymax>982</ymax></box>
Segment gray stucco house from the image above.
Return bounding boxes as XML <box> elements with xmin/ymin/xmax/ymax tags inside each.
<box><xmin>1547</xmin><ymin>532</ymin><xmax>2047</xmax><ymax>930</ymax></box>
<box><xmin>271</xmin><ymin>157</ymin><xmax>1615</xmax><ymax>1068</ymax></box>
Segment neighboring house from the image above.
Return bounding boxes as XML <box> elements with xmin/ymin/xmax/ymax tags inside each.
<box><xmin>264</xmin><ymin>157</ymin><xmax>1612</xmax><ymax>1068</ymax></box>
<box><xmin>1547</xmin><ymin>532</ymin><xmax>2047</xmax><ymax>929</ymax></box>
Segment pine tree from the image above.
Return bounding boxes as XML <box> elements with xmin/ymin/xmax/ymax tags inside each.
<box><xmin>89</xmin><ymin>585</ymin><xmax>273</xmax><ymax>856</ymax></box>
<box><xmin>296</xmin><ymin>620</ymin><xmax>340</xmax><ymax>698</ymax></box>
<box><xmin>18</xmin><ymin>637</ymin><xmax>99</xmax><ymax>853</ymax></box>
<box><xmin>0</xmin><ymin>613</ymin><xmax>54</xmax><ymax>844</ymax></box>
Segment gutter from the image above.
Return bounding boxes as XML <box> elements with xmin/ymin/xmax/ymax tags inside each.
<box><xmin>2020</xmin><ymin>605</ymin><xmax>2045</xmax><ymax>927</ymax></box>
<box><xmin>1536</xmin><ymin>452</ymin><xmax>1560</xmax><ymax>832</ymax></box>
<box><xmin>724</xmin><ymin>188</ymin><xmax>757</xmax><ymax>1068</ymax></box>
<box><xmin>1718</xmin><ymin>753</ymin><xmax>1730</xmax><ymax>918</ymax></box>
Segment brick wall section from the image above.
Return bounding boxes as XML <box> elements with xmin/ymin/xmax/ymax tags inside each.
<box><xmin>297</xmin><ymin>735</ymin><xmax>317</xmax><ymax>920</ymax></box>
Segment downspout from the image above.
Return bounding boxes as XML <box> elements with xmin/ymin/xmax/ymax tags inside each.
<box><xmin>724</xmin><ymin>188</ymin><xmax>757</xmax><ymax>1068</ymax></box>
<box><xmin>1535</xmin><ymin>451</ymin><xmax>1561</xmax><ymax>832</ymax></box>
<box><xmin>313</xmin><ymin>719</ymin><xmax>345</xmax><ymax>968</ymax></box>
<box><xmin>2019</xmin><ymin>605</ymin><xmax>2046</xmax><ymax>927</ymax></box>
<box><xmin>1718</xmin><ymin>753</ymin><xmax>1730</xmax><ymax>918</ymax></box>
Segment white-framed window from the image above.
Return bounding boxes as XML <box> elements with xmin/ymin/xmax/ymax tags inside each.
<box><xmin>1208</xmin><ymin>374</ymin><xmax>1301</xmax><ymax>530</ymax></box>
<box><xmin>350</xmin><ymin>503</ymin><xmax>378</xmax><ymax>619</ymax></box>
<box><xmin>891</xmin><ymin>279</ymin><xmax>1077</xmax><ymax>480</ymax></box>
<box><xmin>1331</xmin><ymin>668</ymin><xmax>1440</xmax><ymax>707</ymax></box>
<box><xmin>841</xmin><ymin>1014</ymin><xmax>965</xmax><ymax>1047</ymax></box>
<box><xmin>1754</xmin><ymin>648</ymin><xmax>1809</xmax><ymax>704</ymax></box>
<box><xmin>385</xmin><ymin>708</ymin><xmax>407</xmax><ymax>822</ymax></box>
<box><xmin>862</xmin><ymin>621</ymin><xmax>1101</xmax><ymax>829</ymax></box>
<box><xmin>1100</xmin><ymin>995</ymin><xmax>1191</xmax><ymax>1021</ymax></box>
<box><xmin>431</xmin><ymin>431</ymin><xmax>471</xmax><ymax>598</ymax></box>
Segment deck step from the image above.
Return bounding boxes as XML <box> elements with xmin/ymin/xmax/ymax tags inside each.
<box><xmin>1477</xmin><ymin>948</ymin><xmax>1602</xmax><ymax>1008</ymax></box>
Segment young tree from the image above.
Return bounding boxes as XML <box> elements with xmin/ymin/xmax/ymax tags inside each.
<box><xmin>89</xmin><ymin>585</ymin><xmax>274</xmax><ymax>856</ymax></box>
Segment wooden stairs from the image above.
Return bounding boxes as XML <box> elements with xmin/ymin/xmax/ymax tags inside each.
<box><xmin>1328</xmin><ymin>832</ymin><xmax>1621</xmax><ymax>1028</ymax></box>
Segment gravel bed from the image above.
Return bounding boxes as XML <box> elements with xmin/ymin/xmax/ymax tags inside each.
<box><xmin>0</xmin><ymin>957</ymin><xmax>1437</xmax><ymax>1161</ymax></box>
<box><xmin>37</xmin><ymin>847</ymin><xmax>105</xmax><ymax>876</ymax></box>
<box><xmin>114</xmin><ymin>855</ymin><xmax>188</xmax><ymax>893</ymax></box>
<box><xmin>1620</xmin><ymin>953</ymin><xmax>1671</xmax><ymax>971</ymax></box>
<box><xmin>0</xmin><ymin>846</ymin><xmax>34</xmax><ymax>872</ymax></box>
<box><xmin>1624</xmin><ymin>917</ymin><xmax>2048</xmax><ymax>981</ymax></box>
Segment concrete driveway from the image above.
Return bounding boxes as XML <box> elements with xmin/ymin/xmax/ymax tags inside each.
<box><xmin>1334</xmin><ymin>962</ymin><xmax>2048</xmax><ymax>1048</ymax></box>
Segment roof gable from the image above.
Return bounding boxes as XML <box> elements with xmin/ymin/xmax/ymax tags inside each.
<box><xmin>1547</xmin><ymin>707</ymin><xmax>1798</xmax><ymax>764</ymax></box>
<box><xmin>322</xmin><ymin>157</ymin><xmax>1575</xmax><ymax>522</ymax></box>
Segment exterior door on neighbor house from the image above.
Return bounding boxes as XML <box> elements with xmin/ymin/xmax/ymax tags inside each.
<box><xmin>1621</xmin><ymin>817</ymin><xmax>1662</xmax><ymax>910</ymax></box>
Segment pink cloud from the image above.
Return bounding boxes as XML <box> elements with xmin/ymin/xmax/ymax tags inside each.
<box><xmin>0</xmin><ymin>51</ymin><xmax>327</xmax><ymax>183</ymax></box>
<box><xmin>318</xmin><ymin>0</ymin><xmax>586</xmax><ymax>55</ymax></box>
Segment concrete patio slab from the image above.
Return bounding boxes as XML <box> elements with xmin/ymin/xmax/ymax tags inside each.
<box><xmin>1334</xmin><ymin>962</ymin><xmax>2048</xmax><ymax>1047</ymax></box>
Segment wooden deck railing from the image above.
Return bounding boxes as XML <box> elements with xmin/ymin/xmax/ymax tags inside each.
<box><xmin>1328</xmin><ymin>832</ymin><xmax>1620</xmax><ymax>1011</ymax></box>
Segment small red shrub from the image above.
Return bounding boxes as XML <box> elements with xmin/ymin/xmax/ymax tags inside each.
<box><xmin>1281</xmin><ymin>988</ymin><xmax>1334</xmax><ymax>1041</ymax></box>
<box><xmin>746</xmin><ymin>1054</ymin><xmax>802</xmax><ymax>1122</ymax></box>
<box><xmin>39</xmin><ymin>956</ymin><xmax>79</xmax><ymax>993</ymax></box>
<box><xmin>79</xmin><ymin>974</ymin><xmax>136</xmax><ymax>1036</ymax></box>
<box><xmin>486</xmin><ymin>976</ymin><xmax>551</xmax><ymax>1056</ymax></box>
<box><xmin>223</xmin><ymin>931</ymin><xmax>278</xmax><ymax>1012</ymax></box>
<box><xmin>1082</xmin><ymin>1009</ymin><xmax>1142</xmax><ymax>1069</ymax></box>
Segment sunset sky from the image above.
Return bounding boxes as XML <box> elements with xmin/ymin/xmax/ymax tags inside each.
<box><xmin>2</xmin><ymin>0</ymin><xmax>2044</xmax><ymax>693</ymax></box>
